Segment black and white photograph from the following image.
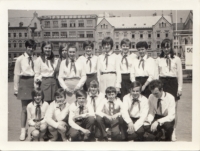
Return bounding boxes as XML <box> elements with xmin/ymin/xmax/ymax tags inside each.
<box><xmin>0</xmin><ymin>0</ymin><xmax>200</xmax><ymax>150</ymax></box>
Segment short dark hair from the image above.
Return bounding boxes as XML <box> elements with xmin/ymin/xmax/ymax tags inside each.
<box><xmin>136</xmin><ymin>41</ymin><xmax>148</xmax><ymax>49</ymax></box>
<box><xmin>148</xmin><ymin>80</ymin><xmax>163</xmax><ymax>91</ymax></box>
<box><xmin>83</xmin><ymin>40</ymin><xmax>94</xmax><ymax>50</ymax></box>
<box><xmin>102</xmin><ymin>37</ymin><xmax>113</xmax><ymax>49</ymax></box>
<box><xmin>67</xmin><ymin>43</ymin><xmax>77</xmax><ymax>51</ymax></box>
<box><xmin>25</xmin><ymin>39</ymin><xmax>36</xmax><ymax>50</ymax></box>
<box><xmin>32</xmin><ymin>88</ymin><xmax>44</xmax><ymax>103</ymax></box>
<box><xmin>120</xmin><ymin>38</ymin><xmax>131</xmax><ymax>48</ymax></box>
<box><xmin>105</xmin><ymin>86</ymin><xmax>117</xmax><ymax>95</ymax></box>
<box><xmin>129</xmin><ymin>81</ymin><xmax>142</xmax><ymax>91</ymax></box>
<box><xmin>54</xmin><ymin>88</ymin><xmax>66</xmax><ymax>99</ymax></box>
<box><xmin>75</xmin><ymin>90</ymin><xmax>87</xmax><ymax>98</ymax></box>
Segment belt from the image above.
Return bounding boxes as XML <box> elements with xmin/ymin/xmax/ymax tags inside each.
<box><xmin>159</xmin><ymin>76</ymin><xmax>176</xmax><ymax>79</ymax></box>
<box><xmin>64</xmin><ymin>77</ymin><xmax>80</xmax><ymax>81</ymax></box>
<box><xmin>86</xmin><ymin>73</ymin><xmax>97</xmax><ymax>76</ymax></box>
<box><xmin>20</xmin><ymin>76</ymin><xmax>34</xmax><ymax>79</ymax></box>
<box><xmin>33</xmin><ymin>118</ymin><xmax>44</xmax><ymax>122</ymax></box>
<box><xmin>101</xmin><ymin>72</ymin><xmax>116</xmax><ymax>75</ymax></box>
<box><xmin>136</xmin><ymin>76</ymin><xmax>148</xmax><ymax>78</ymax></box>
<box><xmin>121</xmin><ymin>73</ymin><xmax>130</xmax><ymax>75</ymax></box>
<box><xmin>42</xmin><ymin>77</ymin><xmax>54</xmax><ymax>79</ymax></box>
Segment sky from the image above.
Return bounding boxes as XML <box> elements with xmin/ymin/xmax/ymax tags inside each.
<box><xmin>8</xmin><ymin>10</ymin><xmax>191</xmax><ymax>23</ymax></box>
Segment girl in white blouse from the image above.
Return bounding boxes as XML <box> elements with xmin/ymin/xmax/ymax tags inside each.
<box><xmin>34</xmin><ymin>41</ymin><xmax>59</xmax><ymax>104</ymax></box>
<box><xmin>58</xmin><ymin>43</ymin><xmax>87</xmax><ymax>104</ymax></box>
<box><xmin>158</xmin><ymin>39</ymin><xmax>183</xmax><ymax>141</ymax></box>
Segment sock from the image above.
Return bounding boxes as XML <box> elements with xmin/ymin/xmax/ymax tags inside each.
<box><xmin>21</xmin><ymin>128</ymin><xmax>26</xmax><ymax>133</ymax></box>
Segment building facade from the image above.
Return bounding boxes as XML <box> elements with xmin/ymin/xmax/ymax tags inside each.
<box><xmin>39</xmin><ymin>14</ymin><xmax>97</xmax><ymax>57</ymax></box>
<box><xmin>95</xmin><ymin>15</ymin><xmax>174</xmax><ymax>57</ymax></box>
<box><xmin>8</xmin><ymin>12</ymin><xmax>42</xmax><ymax>62</ymax></box>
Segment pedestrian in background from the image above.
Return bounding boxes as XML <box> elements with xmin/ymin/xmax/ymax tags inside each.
<box><xmin>158</xmin><ymin>39</ymin><xmax>183</xmax><ymax>141</ymax></box>
<box><xmin>14</xmin><ymin>39</ymin><xmax>37</xmax><ymax>141</ymax></box>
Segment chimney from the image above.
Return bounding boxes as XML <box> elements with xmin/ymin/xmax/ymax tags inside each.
<box><xmin>180</xmin><ymin>18</ymin><xmax>182</xmax><ymax>23</ymax></box>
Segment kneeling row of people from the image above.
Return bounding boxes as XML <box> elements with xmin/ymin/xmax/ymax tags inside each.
<box><xmin>27</xmin><ymin>79</ymin><xmax>175</xmax><ymax>141</ymax></box>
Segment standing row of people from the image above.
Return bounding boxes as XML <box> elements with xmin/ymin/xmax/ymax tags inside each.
<box><xmin>14</xmin><ymin>37</ymin><xmax>182</xmax><ymax>141</ymax></box>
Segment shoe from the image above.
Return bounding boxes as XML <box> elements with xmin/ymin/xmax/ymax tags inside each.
<box><xmin>19</xmin><ymin>132</ymin><xmax>26</xmax><ymax>141</ymax></box>
<box><xmin>171</xmin><ymin>130</ymin><xmax>177</xmax><ymax>142</ymax></box>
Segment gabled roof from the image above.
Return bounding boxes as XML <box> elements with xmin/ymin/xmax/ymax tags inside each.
<box><xmin>97</xmin><ymin>16</ymin><xmax>172</xmax><ymax>29</ymax></box>
<box><xmin>8</xmin><ymin>17</ymin><xmax>35</xmax><ymax>28</ymax></box>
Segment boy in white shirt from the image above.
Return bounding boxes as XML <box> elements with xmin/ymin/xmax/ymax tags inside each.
<box><xmin>122</xmin><ymin>81</ymin><xmax>149</xmax><ymax>141</ymax></box>
<box><xmin>68</xmin><ymin>90</ymin><xmax>95</xmax><ymax>141</ymax></box>
<box><xmin>45</xmin><ymin>88</ymin><xmax>70</xmax><ymax>141</ymax></box>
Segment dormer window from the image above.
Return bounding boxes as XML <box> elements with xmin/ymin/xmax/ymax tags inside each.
<box><xmin>19</xmin><ymin>22</ymin><xmax>23</xmax><ymax>27</ymax></box>
<box><xmin>34</xmin><ymin>22</ymin><xmax>37</xmax><ymax>28</ymax></box>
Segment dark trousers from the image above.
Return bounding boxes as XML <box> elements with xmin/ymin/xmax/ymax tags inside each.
<box><xmin>95</xmin><ymin>115</ymin><xmax>126</xmax><ymax>141</ymax></box>
<box><xmin>159</xmin><ymin>77</ymin><xmax>179</xmax><ymax>101</ymax></box>
<box><xmin>120</xmin><ymin>74</ymin><xmax>132</xmax><ymax>101</ymax></box>
<box><xmin>143</xmin><ymin>114</ymin><xmax>175</xmax><ymax>141</ymax></box>
<box><xmin>122</xmin><ymin>117</ymin><xmax>145</xmax><ymax>141</ymax></box>
<box><xmin>136</xmin><ymin>76</ymin><xmax>151</xmax><ymax>98</ymax></box>
<box><xmin>83</xmin><ymin>73</ymin><xmax>97</xmax><ymax>92</ymax></box>
<box><xmin>68</xmin><ymin>116</ymin><xmax>95</xmax><ymax>141</ymax></box>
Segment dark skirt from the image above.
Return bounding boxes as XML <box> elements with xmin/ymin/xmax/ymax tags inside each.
<box><xmin>17</xmin><ymin>76</ymin><xmax>34</xmax><ymax>100</ymax></box>
<box><xmin>159</xmin><ymin>77</ymin><xmax>180</xmax><ymax>101</ymax></box>
<box><xmin>120</xmin><ymin>74</ymin><xmax>132</xmax><ymax>101</ymax></box>
<box><xmin>41</xmin><ymin>77</ymin><xmax>58</xmax><ymax>102</ymax></box>
<box><xmin>136</xmin><ymin>76</ymin><xmax>151</xmax><ymax>99</ymax></box>
<box><xmin>83</xmin><ymin>73</ymin><xmax>97</xmax><ymax>92</ymax></box>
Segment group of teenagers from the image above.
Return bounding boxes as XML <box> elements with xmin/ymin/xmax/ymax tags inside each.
<box><xmin>14</xmin><ymin>36</ymin><xmax>183</xmax><ymax>142</ymax></box>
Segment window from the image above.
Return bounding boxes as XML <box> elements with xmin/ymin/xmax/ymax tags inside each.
<box><xmin>157</xmin><ymin>45</ymin><xmax>160</xmax><ymax>48</ymax></box>
<box><xmin>116</xmin><ymin>43</ymin><xmax>119</xmax><ymax>49</ymax></box>
<box><xmin>86</xmin><ymin>31</ymin><xmax>93</xmax><ymax>38</ymax></box>
<box><xmin>14</xmin><ymin>33</ymin><xmax>16</xmax><ymax>37</ymax></box>
<box><xmin>115</xmin><ymin>32</ymin><xmax>119</xmax><ymax>38</ymax></box>
<box><xmin>9</xmin><ymin>54</ymin><xmax>11</xmax><ymax>59</ymax></box>
<box><xmin>61</xmin><ymin>23</ymin><xmax>67</xmax><ymax>27</ymax></box>
<box><xmin>132</xmin><ymin>42</ymin><xmax>135</xmax><ymax>49</ymax></box>
<box><xmin>53</xmin><ymin>43</ymin><xmax>59</xmax><ymax>50</ymax></box>
<box><xmin>157</xmin><ymin>33</ymin><xmax>160</xmax><ymax>38</ymax></box>
<box><xmin>9</xmin><ymin>43</ymin><xmax>11</xmax><ymax>48</ymax></box>
<box><xmin>148</xmin><ymin>34</ymin><xmax>151</xmax><ymax>38</ymax></box>
<box><xmin>165</xmin><ymin>33</ymin><xmax>168</xmax><ymax>38</ymax></box>
<box><xmin>24</xmin><ymin>33</ymin><xmax>27</xmax><ymax>37</ymax></box>
<box><xmin>52</xmin><ymin>32</ymin><xmax>59</xmax><ymax>37</ymax></box>
<box><xmin>70</xmin><ymin>21</ymin><xmax>76</xmax><ymax>27</ymax></box>
<box><xmin>8</xmin><ymin>33</ymin><xmax>11</xmax><ymax>37</ymax></box>
<box><xmin>34</xmin><ymin>32</ymin><xmax>37</xmax><ymax>37</ymax></box>
<box><xmin>99</xmin><ymin>42</ymin><xmax>102</xmax><ymax>50</ymax></box>
<box><xmin>87</xmin><ymin>20</ymin><xmax>93</xmax><ymax>27</ymax></box>
<box><xmin>34</xmin><ymin>22</ymin><xmax>37</xmax><ymax>28</ymax></box>
<box><xmin>69</xmin><ymin>31</ymin><xmax>76</xmax><ymax>38</ymax></box>
<box><xmin>132</xmin><ymin>33</ymin><xmax>135</xmax><ymax>39</ymax></box>
<box><xmin>14</xmin><ymin>43</ymin><xmax>16</xmax><ymax>48</ymax></box>
<box><xmin>44</xmin><ymin>32</ymin><xmax>51</xmax><ymax>37</ymax></box>
<box><xmin>61</xmin><ymin>32</ymin><xmax>67</xmax><ymax>38</ymax></box>
<box><xmin>78</xmin><ymin>31</ymin><xmax>84</xmax><ymax>38</ymax></box>
<box><xmin>19</xmin><ymin>43</ymin><xmax>22</xmax><ymax>48</ymax></box>
<box><xmin>14</xmin><ymin>53</ymin><xmax>17</xmax><ymax>57</ymax></box>
<box><xmin>38</xmin><ymin>32</ymin><xmax>40</xmax><ymax>37</ymax></box>
<box><xmin>78</xmin><ymin>22</ymin><xmax>84</xmax><ymax>27</ymax></box>
<box><xmin>45</xmin><ymin>21</ymin><xmax>50</xmax><ymax>28</ymax></box>
<box><xmin>78</xmin><ymin>43</ymin><xmax>83</xmax><ymax>50</ymax></box>
<box><xmin>53</xmin><ymin>21</ymin><xmax>58</xmax><ymax>28</ymax></box>
<box><xmin>140</xmin><ymin>34</ymin><xmax>143</xmax><ymax>38</ymax></box>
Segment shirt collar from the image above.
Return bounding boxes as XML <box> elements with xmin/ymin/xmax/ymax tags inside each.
<box><xmin>121</xmin><ymin>51</ymin><xmax>130</xmax><ymax>56</ymax></box>
<box><xmin>69</xmin><ymin>58</ymin><xmax>76</xmax><ymax>62</ymax></box>
<box><xmin>85</xmin><ymin>53</ymin><xmax>93</xmax><ymax>58</ymax></box>
<box><xmin>33</xmin><ymin>101</ymin><xmax>42</xmax><ymax>107</ymax></box>
<box><xmin>24</xmin><ymin>52</ymin><xmax>33</xmax><ymax>58</ymax></box>
<box><xmin>139</xmin><ymin>54</ymin><xmax>148</xmax><ymax>60</ymax></box>
<box><xmin>105</xmin><ymin>50</ymin><xmax>113</xmax><ymax>56</ymax></box>
<box><xmin>160</xmin><ymin>91</ymin><xmax>167</xmax><ymax>100</ymax></box>
<box><xmin>129</xmin><ymin>94</ymin><xmax>142</xmax><ymax>102</ymax></box>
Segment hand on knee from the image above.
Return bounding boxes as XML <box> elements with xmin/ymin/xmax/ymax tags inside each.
<box><xmin>40</xmin><ymin>123</ymin><xmax>47</xmax><ymax>132</ymax></box>
<box><xmin>32</xmin><ymin>130</ymin><xmax>40</xmax><ymax>139</ymax></box>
